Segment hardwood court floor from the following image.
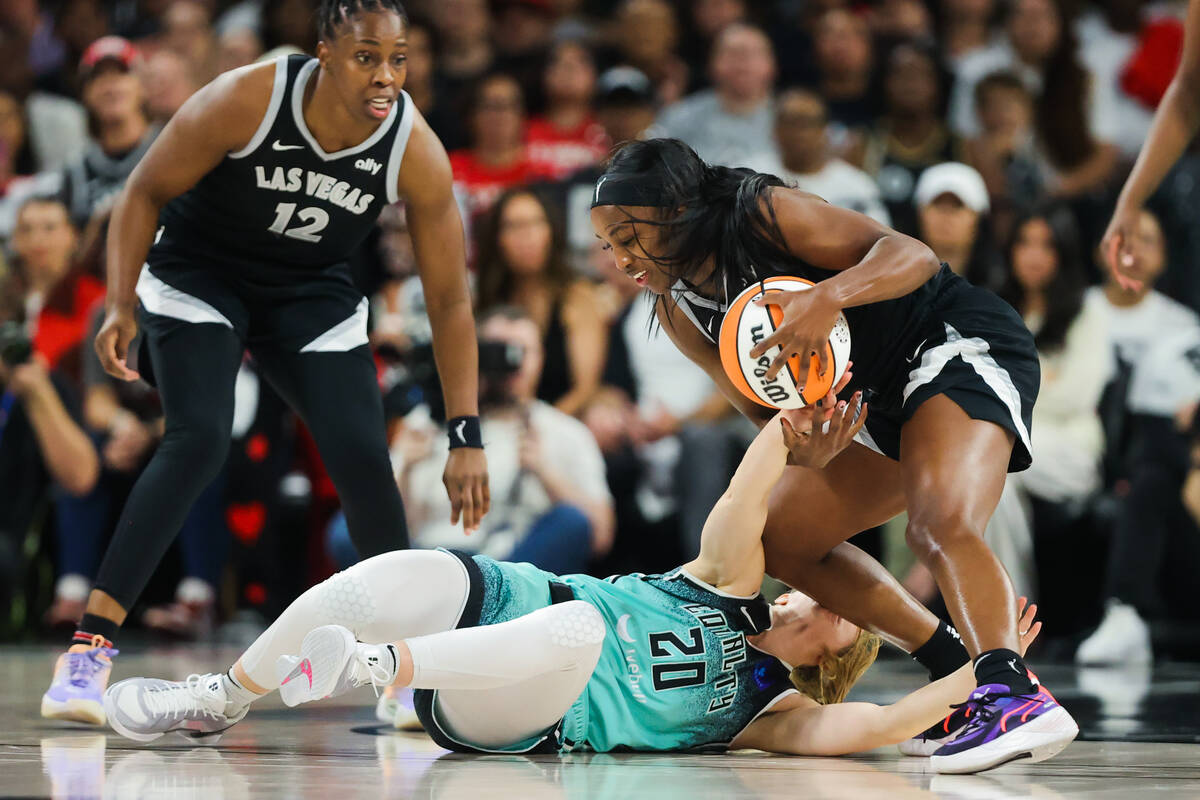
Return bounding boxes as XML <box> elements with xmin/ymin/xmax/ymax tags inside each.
<box><xmin>3</xmin><ymin>644</ymin><xmax>1199</xmax><ymax>798</ymax></box>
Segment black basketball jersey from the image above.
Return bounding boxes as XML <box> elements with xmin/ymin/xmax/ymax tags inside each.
<box><xmin>155</xmin><ymin>55</ymin><xmax>415</xmax><ymax>272</ymax></box>
<box><xmin>672</xmin><ymin>255</ymin><xmax>960</xmax><ymax>414</ymax></box>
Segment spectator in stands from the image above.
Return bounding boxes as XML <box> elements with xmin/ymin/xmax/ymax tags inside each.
<box><xmin>261</xmin><ymin>0</ymin><xmax>318</xmax><ymax>54</ymax></box>
<box><xmin>613</xmin><ymin>0</ymin><xmax>689</xmax><ymax>106</ymax></box>
<box><xmin>400</xmin><ymin>17</ymin><xmax>463</xmax><ymax>153</ymax></box>
<box><xmin>142</xmin><ymin>48</ymin><xmax>202</xmax><ymax>125</ymax></box>
<box><xmin>811</xmin><ymin>9</ymin><xmax>876</xmax><ymax>147</ymax></box>
<box><xmin>965</xmin><ymin>71</ymin><xmax>1041</xmax><ymax>230</ymax></box>
<box><xmin>0</xmin><ymin>349</ymin><xmax>100</xmax><ymax>624</ymax></box>
<box><xmin>216</xmin><ymin>27</ymin><xmax>263</xmax><ymax>73</ymax></box>
<box><xmin>2</xmin><ymin>196</ymin><xmax>102</xmax><ymax>625</ymax></box>
<box><xmin>654</xmin><ymin>22</ymin><xmax>776</xmax><ymax>169</ymax></box>
<box><xmin>1085</xmin><ymin>208</ymin><xmax>1199</xmax><ymax>368</ymax></box>
<box><xmin>39</xmin><ymin>0</ymin><xmax>112</xmax><ymax>98</ymax></box>
<box><xmin>1078</xmin><ymin>207</ymin><xmax>1200</xmax><ymax>665</ymax></box>
<box><xmin>853</xmin><ymin>39</ymin><xmax>963</xmax><ymax>236</ymax></box>
<box><xmin>872</xmin><ymin>0</ymin><xmax>934</xmax><ymax>41</ymax></box>
<box><xmin>55</xmin><ymin>37</ymin><xmax>158</xmax><ymax>228</ymax></box>
<box><xmin>394</xmin><ymin>305</ymin><xmax>614</xmax><ymax>573</ymax></box>
<box><xmin>3</xmin><ymin>197</ymin><xmax>103</xmax><ymax>374</ymax></box>
<box><xmin>160</xmin><ymin>0</ymin><xmax>218</xmax><ymax>82</ymax></box>
<box><xmin>750</xmin><ymin>88</ymin><xmax>890</xmax><ymax>226</ymax></box>
<box><xmin>474</xmin><ymin>188</ymin><xmax>605</xmax><ymax>416</ymax></box>
<box><xmin>0</xmin><ymin>89</ymin><xmax>37</xmax><ymax>204</ymax></box>
<box><xmin>938</xmin><ymin>0</ymin><xmax>1001</xmax><ymax>67</ymax></box>
<box><xmin>449</xmin><ymin>73</ymin><xmax>550</xmax><ymax>226</ymax></box>
<box><xmin>431</xmin><ymin>0</ymin><xmax>496</xmax><ymax>125</ymax></box>
<box><xmin>949</xmin><ymin>0</ymin><xmax>1119</xmax><ymax>202</ymax></box>
<box><xmin>368</xmin><ymin>204</ymin><xmax>430</xmax><ymax>357</ymax></box>
<box><xmin>991</xmin><ymin>207</ymin><xmax>1110</xmax><ymax>604</ymax></box>
<box><xmin>679</xmin><ymin>0</ymin><xmax>749</xmax><ymax>92</ymax></box>
<box><xmin>552</xmin><ymin>66</ymin><xmax>659</xmax><ymax>274</ymax></box>
<box><xmin>913</xmin><ymin>162</ymin><xmax>999</xmax><ymax>286</ymax></box>
<box><xmin>526</xmin><ymin>40</ymin><xmax>608</xmax><ymax>179</ymax></box>
<box><xmin>492</xmin><ymin>0</ymin><xmax>556</xmax><ymax>113</ymax></box>
<box><xmin>585</xmin><ymin>256</ymin><xmax>739</xmax><ymax>561</ymax></box>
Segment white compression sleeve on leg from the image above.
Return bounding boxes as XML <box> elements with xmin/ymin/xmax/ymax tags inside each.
<box><xmin>405</xmin><ymin>600</ymin><xmax>606</xmax><ymax>690</ymax></box>
<box><xmin>238</xmin><ymin>549</ymin><xmax>471</xmax><ymax>690</ymax></box>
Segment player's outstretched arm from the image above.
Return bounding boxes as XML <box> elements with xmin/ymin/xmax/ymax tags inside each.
<box><xmin>733</xmin><ymin>600</ymin><xmax>1042</xmax><ymax>756</ymax></box>
<box><xmin>1104</xmin><ymin>0</ymin><xmax>1200</xmax><ymax>289</ymax></box>
<box><xmin>96</xmin><ymin>62</ymin><xmax>274</xmax><ymax>380</ymax></box>
<box><xmin>682</xmin><ymin>372</ymin><xmax>861</xmax><ymax>596</ymax></box>
<box><xmin>396</xmin><ymin>114</ymin><xmax>489</xmax><ymax>533</ymax></box>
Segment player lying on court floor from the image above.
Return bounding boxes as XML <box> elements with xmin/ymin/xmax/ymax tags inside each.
<box><xmin>103</xmin><ymin>385</ymin><xmax>1062</xmax><ymax>774</ymax></box>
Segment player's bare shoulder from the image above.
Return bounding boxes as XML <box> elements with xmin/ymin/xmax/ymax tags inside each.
<box><xmin>178</xmin><ymin>59</ymin><xmax>282</xmax><ymax>155</ymax></box>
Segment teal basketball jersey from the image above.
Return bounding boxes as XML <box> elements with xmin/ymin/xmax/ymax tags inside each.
<box><xmin>471</xmin><ymin>555</ymin><xmax>798</xmax><ymax>753</ymax></box>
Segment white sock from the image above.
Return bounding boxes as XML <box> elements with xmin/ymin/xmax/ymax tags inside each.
<box><xmin>221</xmin><ymin>670</ymin><xmax>260</xmax><ymax>714</ymax></box>
<box><xmin>351</xmin><ymin>643</ymin><xmax>400</xmax><ymax>689</ymax></box>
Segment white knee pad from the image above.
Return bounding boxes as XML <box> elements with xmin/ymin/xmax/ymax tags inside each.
<box><xmin>314</xmin><ymin>569</ymin><xmax>378</xmax><ymax>628</ymax></box>
<box><xmin>544</xmin><ymin>600</ymin><xmax>606</xmax><ymax>650</ymax></box>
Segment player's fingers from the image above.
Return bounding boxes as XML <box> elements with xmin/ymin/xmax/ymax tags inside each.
<box><xmin>471</xmin><ymin>481</ymin><xmax>486</xmax><ymax>528</ymax></box>
<box><xmin>815</xmin><ymin>345</ymin><xmax>830</xmax><ymax>378</ymax></box>
<box><xmin>764</xmin><ymin>348</ymin><xmax>793</xmax><ymax>381</ymax></box>
<box><xmin>447</xmin><ymin>481</ymin><xmax>462</xmax><ymax>525</ymax></box>
<box><xmin>480</xmin><ymin>475</ymin><xmax>492</xmax><ymax>516</ymax></box>
<box><xmin>848</xmin><ymin>396</ymin><xmax>868</xmax><ymax>436</ymax></box>
<box><xmin>748</xmin><ymin>328</ymin><xmax>786</xmax><ymax>360</ymax></box>
<box><xmin>832</xmin><ymin>364</ymin><xmax>853</xmax><ymax>395</ymax></box>
<box><xmin>459</xmin><ymin>485</ymin><xmax>475</xmax><ymax>531</ymax></box>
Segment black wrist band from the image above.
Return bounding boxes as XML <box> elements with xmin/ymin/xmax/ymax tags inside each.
<box><xmin>447</xmin><ymin>415</ymin><xmax>483</xmax><ymax>449</ymax></box>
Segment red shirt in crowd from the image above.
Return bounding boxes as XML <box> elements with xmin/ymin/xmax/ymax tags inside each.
<box><xmin>32</xmin><ymin>274</ymin><xmax>106</xmax><ymax>369</ymax></box>
<box><xmin>448</xmin><ymin>149</ymin><xmax>556</xmax><ymax>224</ymax></box>
<box><xmin>525</xmin><ymin>116</ymin><xmax>610</xmax><ymax>180</ymax></box>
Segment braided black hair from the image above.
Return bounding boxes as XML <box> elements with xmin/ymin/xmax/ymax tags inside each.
<box><xmin>316</xmin><ymin>0</ymin><xmax>407</xmax><ymax>40</ymax></box>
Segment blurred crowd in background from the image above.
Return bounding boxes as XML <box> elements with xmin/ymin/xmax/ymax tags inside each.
<box><xmin>3</xmin><ymin>0</ymin><xmax>1200</xmax><ymax>670</ymax></box>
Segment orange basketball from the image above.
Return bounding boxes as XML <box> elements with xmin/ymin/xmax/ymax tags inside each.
<box><xmin>718</xmin><ymin>276</ymin><xmax>852</xmax><ymax>409</ymax></box>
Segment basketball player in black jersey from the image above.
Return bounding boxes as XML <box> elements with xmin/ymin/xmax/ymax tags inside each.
<box><xmin>41</xmin><ymin>0</ymin><xmax>489</xmax><ymax>725</ymax></box>
<box><xmin>1103</xmin><ymin>0</ymin><xmax>1200</xmax><ymax>287</ymax></box>
<box><xmin>589</xmin><ymin>139</ymin><xmax>1078</xmax><ymax>774</ymax></box>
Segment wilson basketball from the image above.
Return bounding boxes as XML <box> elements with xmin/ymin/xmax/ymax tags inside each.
<box><xmin>718</xmin><ymin>277</ymin><xmax>852</xmax><ymax>409</ymax></box>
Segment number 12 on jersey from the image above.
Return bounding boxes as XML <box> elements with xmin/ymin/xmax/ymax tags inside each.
<box><xmin>268</xmin><ymin>202</ymin><xmax>329</xmax><ymax>242</ymax></box>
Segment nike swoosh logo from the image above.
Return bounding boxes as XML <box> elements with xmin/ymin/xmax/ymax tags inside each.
<box><xmin>905</xmin><ymin>338</ymin><xmax>928</xmax><ymax>363</ymax></box>
<box><xmin>455</xmin><ymin>420</ymin><xmax>466</xmax><ymax>443</ymax></box>
<box><xmin>280</xmin><ymin>658</ymin><xmax>314</xmax><ymax>689</ymax></box>
<box><xmin>272</xmin><ymin>140</ymin><xmax>305</xmax><ymax>151</ymax></box>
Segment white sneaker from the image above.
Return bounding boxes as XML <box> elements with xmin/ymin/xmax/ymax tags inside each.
<box><xmin>1076</xmin><ymin>601</ymin><xmax>1152</xmax><ymax>666</ymax></box>
<box><xmin>375</xmin><ymin>685</ymin><xmax>423</xmax><ymax>731</ymax></box>
<box><xmin>104</xmin><ymin>673</ymin><xmax>248</xmax><ymax>743</ymax></box>
<box><xmin>276</xmin><ymin>625</ymin><xmax>398</xmax><ymax>707</ymax></box>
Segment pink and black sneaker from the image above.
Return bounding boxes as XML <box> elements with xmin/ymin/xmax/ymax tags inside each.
<box><xmin>930</xmin><ymin>683</ymin><xmax>1079</xmax><ymax>774</ymax></box>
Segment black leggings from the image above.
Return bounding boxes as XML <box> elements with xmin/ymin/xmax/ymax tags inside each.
<box><xmin>93</xmin><ymin>316</ymin><xmax>408</xmax><ymax>612</ymax></box>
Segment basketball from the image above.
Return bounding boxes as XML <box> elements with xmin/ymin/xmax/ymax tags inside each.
<box><xmin>718</xmin><ymin>277</ymin><xmax>852</xmax><ymax>409</ymax></box>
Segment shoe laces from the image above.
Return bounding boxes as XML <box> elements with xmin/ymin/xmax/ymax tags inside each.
<box><xmin>66</xmin><ymin>647</ymin><xmax>117</xmax><ymax>687</ymax></box>
<box><xmin>143</xmin><ymin>675</ymin><xmax>221</xmax><ymax>720</ymax></box>
<box><xmin>352</xmin><ymin>646</ymin><xmax>397</xmax><ymax>697</ymax></box>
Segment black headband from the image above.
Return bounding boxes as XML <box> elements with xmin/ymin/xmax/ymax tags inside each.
<box><xmin>590</xmin><ymin>173</ymin><xmax>673</xmax><ymax>209</ymax></box>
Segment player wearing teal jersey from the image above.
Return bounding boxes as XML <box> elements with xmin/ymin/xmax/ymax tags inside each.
<box><xmin>103</xmin><ymin>375</ymin><xmax>1048</xmax><ymax>770</ymax></box>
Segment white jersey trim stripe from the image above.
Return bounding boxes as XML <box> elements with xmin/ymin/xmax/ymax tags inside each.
<box><xmin>291</xmin><ymin>58</ymin><xmax>398</xmax><ymax>161</ymax></box>
<box><xmin>385</xmin><ymin>91</ymin><xmax>418</xmax><ymax>204</ymax></box>
<box><xmin>299</xmin><ymin>297</ymin><xmax>370</xmax><ymax>352</ymax></box>
<box><xmin>229</xmin><ymin>56</ymin><xmax>288</xmax><ymax>160</ymax></box>
<box><xmin>903</xmin><ymin>322</ymin><xmax>1031</xmax><ymax>455</ymax></box>
<box><xmin>136</xmin><ymin>267</ymin><xmax>234</xmax><ymax>328</ymax></box>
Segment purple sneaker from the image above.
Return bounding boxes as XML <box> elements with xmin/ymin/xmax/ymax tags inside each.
<box><xmin>930</xmin><ymin>683</ymin><xmax>1079</xmax><ymax>774</ymax></box>
<box><xmin>899</xmin><ymin>703</ymin><xmax>973</xmax><ymax>756</ymax></box>
<box><xmin>41</xmin><ymin>646</ymin><xmax>118</xmax><ymax>725</ymax></box>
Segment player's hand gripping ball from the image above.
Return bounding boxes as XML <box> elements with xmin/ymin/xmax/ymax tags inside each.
<box><xmin>719</xmin><ymin>277</ymin><xmax>852</xmax><ymax>409</ymax></box>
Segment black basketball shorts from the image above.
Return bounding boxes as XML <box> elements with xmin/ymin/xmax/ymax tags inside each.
<box><xmin>856</xmin><ymin>281</ymin><xmax>1040</xmax><ymax>473</ymax></box>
